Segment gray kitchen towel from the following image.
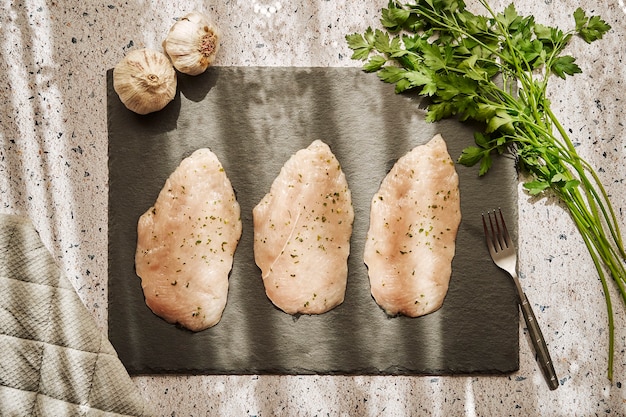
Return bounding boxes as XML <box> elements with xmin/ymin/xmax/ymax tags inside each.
<box><xmin>0</xmin><ymin>214</ymin><xmax>151</xmax><ymax>416</ymax></box>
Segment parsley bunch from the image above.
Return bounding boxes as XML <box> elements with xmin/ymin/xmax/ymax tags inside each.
<box><xmin>347</xmin><ymin>0</ymin><xmax>623</xmax><ymax>379</ymax></box>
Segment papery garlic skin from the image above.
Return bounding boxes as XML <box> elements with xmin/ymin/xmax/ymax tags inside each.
<box><xmin>163</xmin><ymin>11</ymin><xmax>220</xmax><ymax>76</ymax></box>
<box><xmin>113</xmin><ymin>48</ymin><xmax>177</xmax><ymax>115</ymax></box>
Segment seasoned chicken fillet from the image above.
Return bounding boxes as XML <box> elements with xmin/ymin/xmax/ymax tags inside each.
<box><xmin>135</xmin><ymin>149</ymin><xmax>242</xmax><ymax>331</ymax></box>
<box><xmin>253</xmin><ymin>140</ymin><xmax>354</xmax><ymax>315</ymax></box>
<box><xmin>364</xmin><ymin>134</ymin><xmax>461</xmax><ymax>317</ymax></box>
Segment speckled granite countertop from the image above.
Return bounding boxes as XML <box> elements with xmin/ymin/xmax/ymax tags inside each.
<box><xmin>1</xmin><ymin>0</ymin><xmax>625</xmax><ymax>415</ymax></box>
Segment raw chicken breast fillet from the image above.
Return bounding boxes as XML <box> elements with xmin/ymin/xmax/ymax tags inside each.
<box><xmin>364</xmin><ymin>134</ymin><xmax>461</xmax><ymax>317</ymax></box>
<box><xmin>135</xmin><ymin>148</ymin><xmax>242</xmax><ymax>331</ymax></box>
<box><xmin>253</xmin><ymin>140</ymin><xmax>354</xmax><ymax>315</ymax></box>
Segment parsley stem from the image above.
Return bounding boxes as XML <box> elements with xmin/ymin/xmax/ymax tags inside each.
<box><xmin>566</xmin><ymin>196</ymin><xmax>616</xmax><ymax>380</ymax></box>
<box><xmin>545</xmin><ymin>106</ymin><xmax>626</xmax><ymax>257</ymax></box>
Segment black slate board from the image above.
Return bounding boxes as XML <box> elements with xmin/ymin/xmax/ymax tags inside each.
<box><xmin>107</xmin><ymin>67</ymin><xmax>519</xmax><ymax>376</ymax></box>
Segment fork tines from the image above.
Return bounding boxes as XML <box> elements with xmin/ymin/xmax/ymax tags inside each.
<box><xmin>482</xmin><ymin>208</ymin><xmax>511</xmax><ymax>253</ymax></box>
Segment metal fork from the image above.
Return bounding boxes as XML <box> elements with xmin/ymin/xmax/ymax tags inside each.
<box><xmin>482</xmin><ymin>209</ymin><xmax>559</xmax><ymax>390</ymax></box>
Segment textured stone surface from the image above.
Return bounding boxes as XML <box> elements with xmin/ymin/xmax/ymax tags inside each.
<box><xmin>1</xmin><ymin>0</ymin><xmax>625</xmax><ymax>415</ymax></box>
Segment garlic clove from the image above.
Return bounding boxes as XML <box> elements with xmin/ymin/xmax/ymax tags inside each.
<box><xmin>163</xmin><ymin>11</ymin><xmax>220</xmax><ymax>76</ymax></box>
<box><xmin>113</xmin><ymin>48</ymin><xmax>177</xmax><ymax>115</ymax></box>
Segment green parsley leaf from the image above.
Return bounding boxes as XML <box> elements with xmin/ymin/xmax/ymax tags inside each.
<box><xmin>404</xmin><ymin>70</ymin><xmax>431</xmax><ymax>88</ymax></box>
<box><xmin>523</xmin><ymin>179</ymin><xmax>551</xmax><ymax>195</ymax></box>
<box><xmin>425</xmin><ymin>101</ymin><xmax>456</xmax><ymax>122</ymax></box>
<box><xmin>497</xmin><ymin>3</ymin><xmax>521</xmax><ymax>29</ymax></box>
<box><xmin>377</xmin><ymin>66</ymin><xmax>406</xmax><ymax>84</ymax></box>
<box><xmin>533</xmin><ymin>23</ymin><xmax>552</xmax><ymax>41</ymax></box>
<box><xmin>551</xmin><ymin>55</ymin><xmax>582</xmax><ymax>79</ymax></box>
<box><xmin>373</xmin><ymin>29</ymin><xmax>392</xmax><ymax>54</ymax></box>
<box><xmin>573</xmin><ymin>7</ymin><xmax>587</xmax><ymax>32</ymax></box>
<box><xmin>584</xmin><ymin>15</ymin><xmax>612</xmax><ymax>42</ymax></box>
<box><xmin>474</xmin><ymin>131</ymin><xmax>490</xmax><ymax>149</ymax></box>
<box><xmin>551</xmin><ymin>172</ymin><xmax>569</xmax><ymax>183</ymax></box>
<box><xmin>381</xmin><ymin>4</ymin><xmax>411</xmax><ymax>31</ymax></box>
<box><xmin>345</xmin><ymin>31</ymin><xmax>372</xmax><ymax>61</ymax></box>
<box><xmin>562</xmin><ymin>179</ymin><xmax>581</xmax><ymax>191</ymax></box>
<box><xmin>363</xmin><ymin>55</ymin><xmax>387</xmax><ymax>72</ymax></box>
<box><xmin>457</xmin><ymin>146</ymin><xmax>484</xmax><ymax>166</ymax></box>
<box><xmin>421</xmin><ymin>43</ymin><xmax>450</xmax><ymax>71</ymax></box>
<box><xmin>345</xmin><ymin>32</ymin><xmax>368</xmax><ymax>51</ymax></box>
<box><xmin>478</xmin><ymin>152</ymin><xmax>492</xmax><ymax>176</ymax></box>
<box><xmin>486</xmin><ymin>109</ymin><xmax>515</xmax><ymax>134</ymax></box>
<box><xmin>393</xmin><ymin>77</ymin><xmax>413</xmax><ymax>93</ymax></box>
<box><xmin>573</xmin><ymin>7</ymin><xmax>611</xmax><ymax>43</ymax></box>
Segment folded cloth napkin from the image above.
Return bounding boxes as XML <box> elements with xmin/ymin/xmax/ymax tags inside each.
<box><xmin>0</xmin><ymin>214</ymin><xmax>152</xmax><ymax>416</ymax></box>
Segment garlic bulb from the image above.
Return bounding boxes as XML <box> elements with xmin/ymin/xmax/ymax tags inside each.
<box><xmin>163</xmin><ymin>11</ymin><xmax>220</xmax><ymax>76</ymax></box>
<box><xmin>113</xmin><ymin>48</ymin><xmax>177</xmax><ymax>115</ymax></box>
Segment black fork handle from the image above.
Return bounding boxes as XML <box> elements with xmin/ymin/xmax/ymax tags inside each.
<box><xmin>519</xmin><ymin>292</ymin><xmax>559</xmax><ymax>390</ymax></box>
